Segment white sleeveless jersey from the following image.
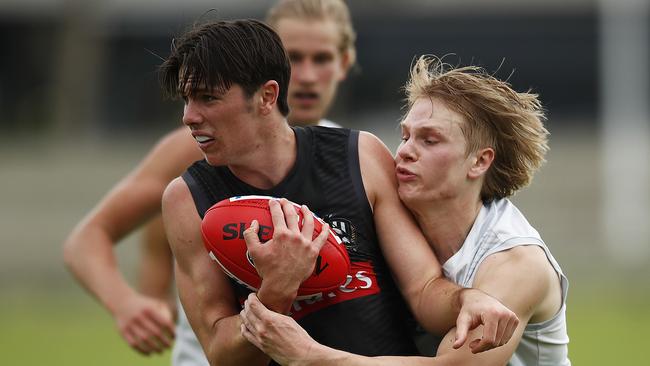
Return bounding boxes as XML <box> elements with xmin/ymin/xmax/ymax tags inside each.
<box><xmin>171</xmin><ymin>119</ymin><xmax>341</xmax><ymax>366</ymax></box>
<box><xmin>442</xmin><ymin>199</ymin><xmax>570</xmax><ymax>366</ymax></box>
<box><xmin>172</xmin><ymin>299</ymin><xmax>209</xmax><ymax>366</ymax></box>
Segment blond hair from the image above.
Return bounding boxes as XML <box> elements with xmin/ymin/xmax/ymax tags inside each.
<box><xmin>404</xmin><ymin>55</ymin><xmax>549</xmax><ymax>201</ymax></box>
<box><xmin>266</xmin><ymin>0</ymin><xmax>356</xmax><ymax>66</ymax></box>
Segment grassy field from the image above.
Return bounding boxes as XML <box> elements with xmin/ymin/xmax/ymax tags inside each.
<box><xmin>1</xmin><ymin>292</ymin><xmax>171</xmax><ymax>366</ymax></box>
<box><xmin>2</xmin><ymin>288</ymin><xmax>647</xmax><ymax>365</ymax></box>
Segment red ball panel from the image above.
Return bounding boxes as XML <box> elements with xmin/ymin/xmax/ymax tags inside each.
<box><xmin>201</xmin><ymin>195</ymin><xmax>350</xmax><ymax>297</ymax></box>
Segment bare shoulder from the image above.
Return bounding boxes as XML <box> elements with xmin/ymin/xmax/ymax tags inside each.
<box><xmin>358</xmin><ymin>131</ymin><xmax>394</xmax><ymax>166</ymax></box>
<box><xmin>161</xmin><ymin>176</ymin><xmax>193</xmax><ymax>212</ymax></box>
<box><xmin>357</xmin><ymin>131</ymin><xmax>397</xmax><ymax>206</ymax></box>
<box><xmin>474</xmin><ymin>245</ymin><xmax>560</xmax><ymax>322</ymax></box>
<box><xmin>478</xmin><ymin>245</ymin><xmax>552</xmax><ymax>279</ymax></box>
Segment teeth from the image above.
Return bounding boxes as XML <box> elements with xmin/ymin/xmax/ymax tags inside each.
<box><xmin>195</xmin><ymin>135</ymin><xmax>212</xmax><ymax>143</ymax></box>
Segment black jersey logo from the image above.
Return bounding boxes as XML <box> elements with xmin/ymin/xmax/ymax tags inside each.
<box><xmin>324</xmin><ymin>215</ymin><xmax>358</xmax><ymax>253</ymax></box>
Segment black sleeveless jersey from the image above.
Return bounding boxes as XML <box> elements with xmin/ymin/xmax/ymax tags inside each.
<box><xmin>182</xmin><ymin>126</ymin><xmax>419</xmax><ymax>358</ymax></box>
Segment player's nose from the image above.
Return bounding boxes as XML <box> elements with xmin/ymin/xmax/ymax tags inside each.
<box><xmin>396</xmin><ymin>139</ymin><xmax>417</xmax><ymax>162</ymax></box>
<box><xmin>182</xmin><ymin>100</ymin><xmax>203</xmax><ymax>126</ymax></box>
<box><xmin>294</xmin><ymin>61</ymin><xmax>317</xmax><ymax>83</ymax></box>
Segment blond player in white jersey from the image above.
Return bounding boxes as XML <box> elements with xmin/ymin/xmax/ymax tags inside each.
<box><xmin>63</xmin><ymin>1</ymin><xmax>354</xmax><ymax>364</ymax></box>
<box><xmin>239</xmin><ymin>55</ymin><xmax>571</xmax><ymax>366</ymax></box>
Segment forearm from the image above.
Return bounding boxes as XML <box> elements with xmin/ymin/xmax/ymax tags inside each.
<box><xmin>257</xmin><ymin>282</ymin><xmax>298</xmax><ymax>315</ymax></box>
<box><xmin>207</xmin><ymin>315</ymin><xmax>271</xmax><ymax>366</ymax></box>
<box><xmin>203</xmin><ymin>290</ymin><xmax>296</xmax><ymax>365</ymax></box>
<box><xmin>137</xmin><ymin>216</ymin><xmax>174</xmax><ymax>300</ymax></box>
<box><xmin>299</xmin><ymin>344</ymin><xmax>435</xmax><ymax>366</ymax></box>
<box><xmin>413</xmin><ymin>276</ymin><xmax>463</xmax><ymax>335</ymax></box>
<box><xmin>63</xmin><ymin>226</ymin><xmax>135</xmax><ymax>314</ymax></box>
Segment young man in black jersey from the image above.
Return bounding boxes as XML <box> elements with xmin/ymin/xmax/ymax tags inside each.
<box><xmin>161</xmin><ymin>19</ymin><xmax>518</xmax><ymax>366</ymax></box>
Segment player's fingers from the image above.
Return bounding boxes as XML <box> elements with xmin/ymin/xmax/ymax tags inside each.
<box><xmin>282</xmin><ymin>199</ymin><xmax>300</xmax><ymax>231</ymax></box>
<box><xmin>493</xmin><ymin>310</ymin><xmax>517</xmax><ymax>347</ymax></box>
<box><xmin>243</xmin><ymin>220</ymin><xmax>261</xmax><ymax>250</ymax></box>
<box><xmin>313</xmin><ymin>223</ymin><xmax>330</xmax><ymax>252</ymax></box>
<box><xmin>269</xmin><ymin>199</ymin><xmax>288</xmax><ymax>231</ymax></box>
<box><xmin>492</xmin><ymin>317</ymin><xmax>509</xmax><ymax>348</ymax></box>
<box><xmin>501</xmin><ymin>313</ymin><xmax>519</xmax><ymax>346</ymax></box>
<box><xmin>134</xmin><ymin>317</ymin><xmax>167</xmax><ymax>353</ymax></box>
<box><xmin>240</xmin><ymin>307</ymin><xmax>252</xmax><ymax>333</ymax></box>
<box><xmin>130</xmin><ymin>326</ymin><xmax>156</xmax><ymax>355</ymax></box>
<box><xmin>147</xmin><ymin>305</ymin><xmax>176</xmax><ymax>340</ymax></box>
<box><xmin>141</xmin><ymin>314</ymin><xmax>173</xmax><ymax>349</ymax></box>
<box><xmin>246</xmin><ymin>293</ymin><xmax>267</xmax><ymax>319</ymax></box>
<box><xmin>122</xmin><ymin>328</ymin><xmax>144</xmax><ymax>353</ymax></box>
<box><xmin>241</xmin><ymin>323</ymin><xmax>263</xmax><ymax>350</ymax></box>
<box><xmin>242</xmin><ymin>294</ymin><xmax>264</xmax><ymax>325</ymax></box>
<box><xmin>472</xmin><ymin>317</ymin><xmax>499</xmax><ymax>353</ymax></box>
<box><xmin>453</xmin><ymin>314</ymin><xmax>471</xmax><ymax>349</ymax></box>
<box><xmin>469</xmin><ymin>338</ymin><xmax>481</xmax><ymax>353</ymax></box>
<box><xmin>300</xmin><ymin>205</ymin><xmax>315</xmax><ymax>238</ymax></box>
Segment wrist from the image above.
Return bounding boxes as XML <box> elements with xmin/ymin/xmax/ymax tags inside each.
<box><xmin>456</xmin><ymin>287</ymin><xmax>471</xmax><ymax>313</ymax></box>
<box><xmin>103</xmin><ymin>284</ymin><xmax>137</xmax><ymax>315</ymax></box>
<box><xmin>299</xmin><ymin>343</ymin><xmax>348</xmax><ymax>366</ymax></box>
<box><xmin>257</xmin><ymin>282</ymin><xmax>298</xmax><ymax>314</ymax></box>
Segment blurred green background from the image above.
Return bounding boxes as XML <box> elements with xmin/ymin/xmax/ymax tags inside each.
<box><xmin>1</xmin><ymin>0</ymin><xmax>649</xmax><ymax>365</ymax></box>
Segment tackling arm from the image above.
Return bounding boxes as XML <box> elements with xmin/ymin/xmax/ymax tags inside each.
<box><xmin>357</xmin><ymin>132</ymin><xmax>517</xmax><ymax>350</ymax></box>
<box><xmin>239</xmin><ymin>245</ymin><xmax>551</xmax><ymax>366</ymax></box>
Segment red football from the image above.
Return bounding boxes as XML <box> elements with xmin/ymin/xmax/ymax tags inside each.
<box><xmin>201</xmin><ymin>195</ymin><xmax>350</xmax><ymax>297</ymax></box>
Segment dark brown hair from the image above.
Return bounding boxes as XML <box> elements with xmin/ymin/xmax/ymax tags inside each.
<box><xmin>160</xmin><ymin>19</ymin><xmax>291</xmax><ymax>116</ymax></box>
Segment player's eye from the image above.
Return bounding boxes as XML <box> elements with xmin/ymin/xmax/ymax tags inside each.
<box><xmin>202</xmin><ymin>94</ymin><xmax>217</xmax><ymax>102</ymax></box>
<box><xmin>288</xmin><ymin>52</ymin><xmax>303</xmax><ymax>64</ymax></box>
<box><xmin>314</xmin><ymin>53</ymin><xmax>334</xmax><ymax>65</ymax></box>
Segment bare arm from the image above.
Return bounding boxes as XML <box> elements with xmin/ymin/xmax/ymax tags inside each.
<box><xmin>241</xmin><ymin>245</ymin><xmax>554</xmax><ymax>366</ymax></box>
<box><xmin>63</xmin><ymin>127</ymin><xmax>201</xmax><ymax>353</ymax></box>
<box><xmin>138</xmin><ymin>214</ymin><xmax>176</xmax><ymax>316</ymax></box>
<box><xmin>357</xmin><ymin>132</ymin><xmax>517</xmax><ymax>350</ymax></box>
<box><xmin>431</xmin><ymin>245</ymin><xmax>560</xmax><ymax>365</ymax></box>
<box><xmin>163</xmin><ymin>181</ymin><xmax>316</xmax><ymax>365</ymax></box>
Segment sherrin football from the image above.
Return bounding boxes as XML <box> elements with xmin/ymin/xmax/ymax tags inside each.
<box><xmin>201</xmin><ymin>195</ymin><xmax>350</xmax><ymax>297</ymax></box>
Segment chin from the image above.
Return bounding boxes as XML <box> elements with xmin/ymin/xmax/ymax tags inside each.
<box><xmin>289</xmin><ymin>111</ymin><xmax>321</xmax><ymax>126</ymax></box>
<box><xmin>204</xmin><ymin>154</ymin><xmax>224</xmax><ymax>167</ymax></box>
<box><xmin>397</xmin><ymin>187</ymin><xmax>416</xmax><ymax>204</ymax></box>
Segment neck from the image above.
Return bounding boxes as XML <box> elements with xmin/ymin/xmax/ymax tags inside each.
<box><xmin>409</xmin><ymin>196</ymin><xmax>484</xmax><ymax>264</ymax></box>
<box><xmin>229</xmin><ymin>118</ymin><xmax>296</xmax><ymax>189</ymax></box>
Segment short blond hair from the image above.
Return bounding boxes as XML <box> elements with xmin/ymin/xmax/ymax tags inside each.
<box><xmin>404</xmin><ymin>55</ymin><xmax>549</xmax><ymax>201</ymax></box>
<box><xmin>266</xmin><ymin>0</ymin><xmax>357</xmax><ymax>66</ymax></box>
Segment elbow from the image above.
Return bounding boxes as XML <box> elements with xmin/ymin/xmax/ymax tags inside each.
<box><xmin>62</xmin><ymin>230</ymin><xmax>80</xmax><ymax>271</ymax></box>
<box><xmin>62</xmin><ymin>223</ymin><xmax>93</xmax><ymax>272</ymax></box>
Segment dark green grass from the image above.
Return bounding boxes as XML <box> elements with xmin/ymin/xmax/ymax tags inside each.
<box><xmin>2</xmin><ymin>288</ymin><xmax>647</xmax><ymax>365</ymax></box>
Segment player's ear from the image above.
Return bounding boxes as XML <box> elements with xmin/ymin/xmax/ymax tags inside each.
<box><xmin>258</xmin><ymin>80</ymin><xmax>279</xmax><ymax>116</ymax></box>
<box><xmin>468</xmin><ymin>147</ymin><xmax>494</xmax><ymax>179</ymax></box>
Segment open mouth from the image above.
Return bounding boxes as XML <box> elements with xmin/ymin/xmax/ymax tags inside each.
<box><xmin>293</xmin><ymin>91</ymin><xmax>319</xmax><ymax>104</ymax></box>
<box><xmin>195</xmin><ymin>135</ymin><xmax>214</xmax><ymax>143</ymax></box>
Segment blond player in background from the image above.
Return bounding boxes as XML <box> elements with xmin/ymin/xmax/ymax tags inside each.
<box><xmin>63</xmin><ymin>1</ymin><xmax>355</xmax><ymax>365</ymax></box>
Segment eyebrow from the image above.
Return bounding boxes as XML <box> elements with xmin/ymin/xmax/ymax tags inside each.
<box><xmin>399</xmin><ymin>122</ymin><xmax>444</xmax><ymax>136</ymax></box>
